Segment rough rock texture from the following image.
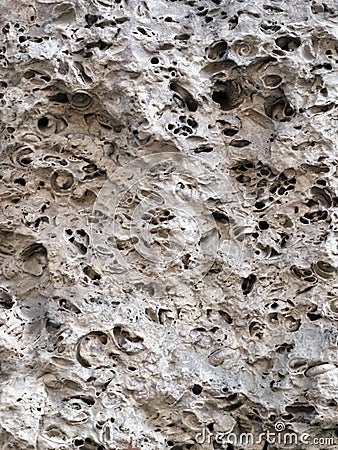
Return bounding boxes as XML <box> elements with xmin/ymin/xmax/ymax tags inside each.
<box><xmin>0</xmin><ymin>0</ymin><xmax>338</xmax><ymax>449</ymax></box>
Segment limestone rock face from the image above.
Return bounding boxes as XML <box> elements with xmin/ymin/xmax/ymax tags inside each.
<box><xmin>0</xmin><ymin>0</ymin><xmax>338</xmax><ymax>449</ymax></box>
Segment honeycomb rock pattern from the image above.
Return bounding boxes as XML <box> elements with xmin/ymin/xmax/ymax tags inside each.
<box><xmin>0</xmin><ymin>0</ymin><xmax>338</xmax><ymax>449</ymax></box>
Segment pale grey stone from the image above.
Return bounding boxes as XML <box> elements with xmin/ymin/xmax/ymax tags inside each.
<box><xmin>0</xmin><ymin>1</ymin><xmax>337</xmax><ymax>449</ymax></box>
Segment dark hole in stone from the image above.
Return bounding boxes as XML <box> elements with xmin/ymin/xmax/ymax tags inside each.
<box><xmin>23</xmin><ymin>70</ymin><xmax>35</xmax><ymax>80</ymax></box>
<box><xmin>275</xmin><ymin>35</ymin><xmax>301</xmax><ymax>51</ymax></box>
<box><xmin>212</xmin><ymin>211</ymin><xmax>229</xmax><ymax>223</ymax></box>
<box><xmin>230</xmin><ymin>139</ymin><xmax>250</xmax><ymax>147</ymax></box>
<box><xmin>307</xmin><ymin>313</ymin><xmax>321</xmax><ymax>321</ymax></box>
<box><xmin>218</xmin><ymin>310</ymin><xmax>233</xmax><ymax>323</ymax></box>
<box><xmin>207</xmin><ymin>41</ymin><xmax>228</xmax><ymax>60</ymax></box>
<box><xmin>83</xmin><ymin>266</ymin><xmax>101</xmax><ymax>281</ymax></box>
<box><xmin>192</xmin><ymin>384</ymin><xmax>203</xmax><ymax>395</ymax></box>
<box><xmin>21</xmin><ymin>157</ymin><xmax>32</xmax><ymax>165</ymax></box>
<box><xmin>207</xmin><ymin>423</ymin><xmax>214</xmax><ymax>432</ymax></box>
<box><xmin>242</xmin><ymin>274</ymin><xmax>257</xmax><ymax>295</ymax></box>
<box><xmin>38</xmin><ymin>116</ymin><xmax>49</xmax><ymax>131</ymax></box>
<box><xmin>255</xmin><ymin>201</ymin><xmax>265</xmax><ymax>209</ymax></box>
<box><xmin>229</xmin><ymin>15</ymin><xmax>238</xmax><ymax>30</ymax></box>
<box><xmin>85</xmin><ymin>14</ymin><xmax>99</xmax><ymax>27</ymax></box>
<box><xmin>14</xmin><ymin>178</ymin><xmax>26</xmax><ymax>186</ymax></box>
<box><xmin>170</xmin><ymin>82</ymin><xmax>198</xmax><ymax>112</ymax></box>
<box><xmin>175</xmin><ymin>33</ymin><xmax>190</xmax><ymax>41</ymax></box>
<box><xmin>259</xmin><ymin>221</ymin><xmax>269</xmax><ymax>230</ymax></box>
<box><xmin>212</xmin><ymin>79</ymin><xmax>243</xmax><ymax>111</ymax></box>
<box><xmin>194</xmin><ymin>146</ymin><xmax>213</xmax><ymax>153</ymax></box>
<box><xmin>285</xmin><ymin>404</ymin><xmax>315</xmax><ymax>414</ymax></box>
<box><xmin>0</xmin><ymin>289</ymin><xmax>14</xmax><ymax>309</ymax></box>
<box><xmin>223</xmin><ymin>128</ymin><xmax>238</xmax><ymax>136</ymax></box>
<box><xmin>212</xmin><ymin>90</ymin><xmax>230</xmax><ymax>110</ymax></box>
<box><xmin>49</xmin><ymin>92</ymin><xmax>69</xmax><ymax>103</ymax></box>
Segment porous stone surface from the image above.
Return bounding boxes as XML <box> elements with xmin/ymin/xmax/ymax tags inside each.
<box><xmin>0</xmin><ymin>0</ymin><xmax>338</xmax><ymax>449</ymax></box>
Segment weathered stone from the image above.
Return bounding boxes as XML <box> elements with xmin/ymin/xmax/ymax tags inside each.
<box><xmin>0</xmin><ymin>0</ymin><xmax>338</xmax><ymax>449</ymax></box>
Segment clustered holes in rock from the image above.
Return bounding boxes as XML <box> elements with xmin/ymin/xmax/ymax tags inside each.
<box><xmin>1</xmin><ymin>2</ymin><xmax>337</xmax><ymax>448</ymax></box>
